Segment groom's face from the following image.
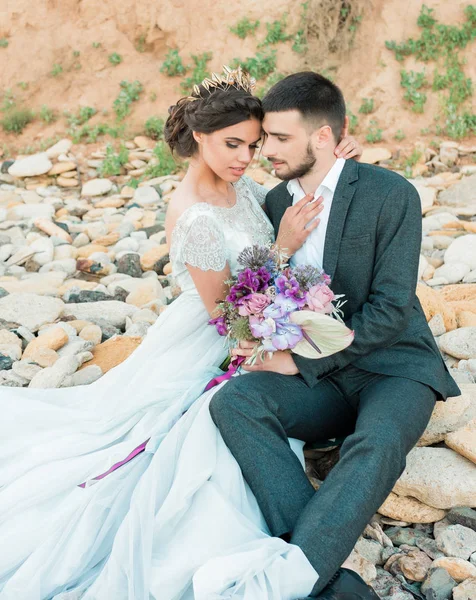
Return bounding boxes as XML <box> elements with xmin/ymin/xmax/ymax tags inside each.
<box><xmin>261</xmin><ymin>110</ymin><xmax>317</xmax><ymax>181</ymax></box>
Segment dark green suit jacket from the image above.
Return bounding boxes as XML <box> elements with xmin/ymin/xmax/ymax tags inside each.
<box><xmin>265</xmin><ymin>159</ymin><xmax>460</xmax><ymax>400</ymax></box>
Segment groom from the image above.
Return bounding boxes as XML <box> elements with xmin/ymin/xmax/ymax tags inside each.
<box><xmin>210</xmin><ymin>72</ymin><xmax>460</xmax><ymax>599</ymax></box>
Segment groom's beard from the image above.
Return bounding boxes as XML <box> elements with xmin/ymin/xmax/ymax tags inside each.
<box><xmin>274</xmin><ymin>142</ymin><xmax>317</xmax><ymax>181</ymax></box>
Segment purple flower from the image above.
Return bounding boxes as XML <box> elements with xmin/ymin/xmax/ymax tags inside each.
<box><xmin>275</xmin><ymin>271</ymin><xmax>307</xmax><ymax>308</ymax></box>
<box><xmin>237</xmin><ymin>245</ymin><xmax>274</xmax><ymax>270</ymax></box>
<box><xmin>256</xmin><ymin>267</ymin><xmax>272</xmax><ymax>289</ymax></box>
<box><xmin>269</xmin><ymin>321</ymin><xmax>303</xmax><ymax>350</ymax></box>
<box><xmin>226</xmin><ymin>268</ymin><xmax>271</xmax><ymax>306</ymax></box>
<box><xmin>209</xmin><ymin>315</ymin><xmax>227</xmax><ymax>336</ymax></box>
<box><xmin>237</xmin><ymin>293</ymin><xmax>271</xmax><ymax>316</ymax></box>
<box><xmin>264</xmin><ymin>293</ymin><xmax>299</xmax><ymax>319</ymax></box>
<box><xmin>249</xmin><ymin>315</ymin><xmax>276</xmax><ymax>338</ymax></box>
<box><xmin>291</xmin><ymin>265</ymin><xmax>331</xmax><ymax>290</ymax></box>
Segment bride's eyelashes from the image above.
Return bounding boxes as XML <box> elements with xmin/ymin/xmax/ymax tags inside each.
<box><xmin>225</xmin><ymin>142</ymin><xmax>261</xmax><ymax>150</ymax></box>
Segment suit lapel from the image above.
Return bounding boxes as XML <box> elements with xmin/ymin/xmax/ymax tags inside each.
<box><xmin>273</xmin><ymin>185</ymin><xmax>293</xmax><ymax>235</ymax></box>
<box><xmin>322</xmin><ymin>160</ymin><xmax>359</xmax><ymax>279</ymax></box>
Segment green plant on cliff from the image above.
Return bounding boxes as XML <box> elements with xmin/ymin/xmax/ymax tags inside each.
<box><xmin>400</xmin><ymin>70</ymin><xmax>429</xmax><ymax>113</ymax></box>
<box><xmin>39</xmin><ymin>105</ymin><xmax>57</xmax><ymax>124</ymax></box>
<box><xmin>113</xmin><ymin>80</ymin><xmax>143</xmax><ymax>121</ymax></box>
<box><xmin>69</xmin><ymin>123</ymin><xmax>125</xmax><ymax>144</ymax></box>
<box><xmin>230</xmin><ymin>18</ymin><xmax>260</xmax><ymax>39</ymax></box>
<box><xmin>51</xmin><ymin>63</ymin><xmax>63</xmax><ymax>77</ymax></box>
<box><xmin>231</xmin><ymin>50</ymin><xmax>277</xmax><ymax>81</ymax></box>
<box><xmin>144</xmin><ymin>141</ymin><xmax>178</xmax><ymax>178</ymax></box>
<box><xmin>144</xmin><ymin>116</ymin><xmax>165</xmax><ymax>140</ymax></box>
<box><xmin>180</xmin><ymin>52</ymin><xmax>213</xmax><ymax>93</ymax></box>
<box><xmin>108</xmin><ymin>52</ymin><xmax>123</xmax><ymax>66</ymax></box>
<box><xmin>161</xmin><ymin>50</ymin><xmax>187</xmax><ymax>77</ymax></box>
<box><xmin>0</xmin><ymin>39</ymin><xmax>9</xmax><ymax>48</ymax></box>
<box><xmin>136</xmin><ymin>35</ymin><xmax>146</xmax><ymax>53</ymax></box>
<box><xmin>347</xmin><ymin>109</ymin><xmax>358</xmax><ymax>134</ymax></box>
<box><xmin>260</xmin><ymin>16</ymin><xmax>291</xmax><ymax>47</ymax></box>
<box><xmin>291</xmin><ymin>2</ymin><xmax>309</xmax><ymax>54</ymax></box>
<box><xmin>1</xmin><ymin>89</ymin><xmax>16</xmax><ymax>112</ymax></box>
<box><xmin>386</xmin><ymin>4</ymin><xmax>475</xmax><ymax>138</ymax></box>
<box><xmin>65</xmin><ymin>106</ymin><xmax>97</xmax><ymax>127</ymax></box>
<box><xmin>358</xmin><ymin>98</ymin><xmax>374</xmax><ymax>114</ymax></box>
<box><xmin>1</xmin><ymin>108</ymin><xmax>34</xmax><ymax>134</ymax></box>
<box><xmin>365</xmin><ymin>120</ymin><xmax>383</xmax><ymax>143</ymax></box>
<box><xmin>99</xmin><ymin>143</ymin><xmax>129</xmax><ymax>177</ymax></box>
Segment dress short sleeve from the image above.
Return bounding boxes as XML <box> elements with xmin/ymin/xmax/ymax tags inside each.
<box><xmin>180</xmin><ymin>213</ymin><xmax>228</xmax><ymax>272</ymax></box>
<box><xmin>242</xmin><ymin>176</ymin><xmax>269</xmax><ymax>207</ymax></box>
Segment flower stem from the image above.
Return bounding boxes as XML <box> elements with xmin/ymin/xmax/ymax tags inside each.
<box><xmin>302</xmin><ymin>329</ymin><xmax>322</xmax><ymax>354</ymax></box>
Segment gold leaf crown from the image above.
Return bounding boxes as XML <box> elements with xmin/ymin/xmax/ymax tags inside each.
<box><xmin>188</xmin><ymin>65</ymin><xmax>256</xmax><ymax>101</ymax></box>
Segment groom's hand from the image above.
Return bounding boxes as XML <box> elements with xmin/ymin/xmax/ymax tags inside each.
<box><xmin>232</xmin><ymin>342</ymin><xmax>299</xmax><ymax>375</ymax></box>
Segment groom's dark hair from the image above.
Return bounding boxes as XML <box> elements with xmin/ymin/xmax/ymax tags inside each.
<box><xmin>262</xmin><ymin>71</ymin><xmax>346</xmax><ymax>142</ymax></box>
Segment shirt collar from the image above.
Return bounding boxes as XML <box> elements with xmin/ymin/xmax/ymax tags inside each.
<box><xmin>287</xmin><ymin>157</ymin><xmax>346</xmax><ymax>198</ymax></box>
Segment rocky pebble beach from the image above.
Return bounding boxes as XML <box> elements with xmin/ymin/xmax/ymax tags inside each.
<box><xmin>1</xmin><ymin>138</ymin><xmax>476</xmax><ymax>599</ymax></box>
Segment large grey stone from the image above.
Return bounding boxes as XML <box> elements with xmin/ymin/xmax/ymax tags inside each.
<box><xmin>8</xmin><ymin>153</ymin><xmax>52</xmax><ymax>177</ymax></box>
<box><xmin>45</xmin><ymin>139</ymin><xmax>73</xmax><ymax>159</ymax></box>
<box><xmin>418</xmin><ymin>394</ymin><xmax>472</xmax><ymax>446</ymax></box>
<box><xmin>62</xmin><ymin>301</ymin><xmax>138</xmax><ymax>328</ymax></box>
<box><xmin>439</xmin><ymin>328</ymin><xmax>476</xmax><ymax>360</ymax></box>
<box><xmin>438</xmin><ymin>174</ymin><xmax>476</xmax><ymax>207</ymax></box>
<box><xmin>447</xmin><ymin>507</ymin><xmax>476</xmax><ymax>532</ymax></box>
<box><xmin>421</xmin><ymin>567</ymin><xmax>456</xmax><ymax>600</ymax></box>
<box><xmin>452</xmin><ymin>578</ymin><xmax>476</xmax><ymax>600</ymax></box>
<box><xmin>133</xmin><ymin>186</ymin><xmax>161</xmax><ymax>206</ymax></box>
<box><xmin>444</xmin><ymin>235</ymin><xmax>476</xmax><ymax>271</ymax></box>
<box><xmin>0</xmin><ymin>293</ymin><xmax>64</xmax><ymax>332</ymax></box>
<box><xmin>81</xmin><ymin>178</ymin><xmax>113</xmax><ymax>197</ymax></box>
<box><xmin>393</xmin><ymin>447</ymin><xmax>476</xmax><ymax>509</ymax></box>
<box><xmin>433</xmin><ymin>263</ymin><xmax>470</xmax><ymax>284</ymax></box>
<box><xmin>435</xmin><ymin>524</ymin><xmax>476</xmax><ymax>559</ymax></box>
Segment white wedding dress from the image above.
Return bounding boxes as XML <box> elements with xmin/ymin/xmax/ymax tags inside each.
<box><xmin>0</xmin><ymin>176</ymin><xmax>318</xmax><ymax>600</ymax></box>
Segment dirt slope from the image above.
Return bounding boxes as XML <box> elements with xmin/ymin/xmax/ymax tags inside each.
<box><xmin>0</xmin><ymin>0</ymin><xmax>474</xmax><ymax>151</ymax></box>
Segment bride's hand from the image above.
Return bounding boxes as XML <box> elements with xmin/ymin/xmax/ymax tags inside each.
<box><xmin>334</xmin><ymin>117</ymin><xmax>363</xmax><ymax>161</ymax></box>
<box><xmin>275</xmin><ymin>194</ymin><xmax>324</xmax><ymax>257</ymax></box>
<box><xmin>334</xmin><ymin>135</ymin><xmax>362</xmax><ymax>160</ymax></box>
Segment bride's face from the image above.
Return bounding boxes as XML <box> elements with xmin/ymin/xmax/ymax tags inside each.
<box><xmin>195</xmin><ymin>118</ymin><xmax>262</xmax><ymax>182</ymax></box>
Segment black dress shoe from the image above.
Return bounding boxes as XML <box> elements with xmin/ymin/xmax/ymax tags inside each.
<box><xmin>316</xmin><ymin>568</ymin><xmax>381</xmax><ymax>599</ymax></box>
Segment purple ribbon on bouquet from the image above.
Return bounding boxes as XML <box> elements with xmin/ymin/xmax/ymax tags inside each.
<box><xmin>78</xmin><ymin>355</ymin><xmax>243</xmax><ymax>488</ymax></box>
<box><xmin>204</xmin><ymin>355</ymin><xmax>245</xmax><ymax>391</ymax></box>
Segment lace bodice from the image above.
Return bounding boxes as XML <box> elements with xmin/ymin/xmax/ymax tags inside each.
<box><xmin>170</xmin><ymin>176</ymin><xmax>273</xmax><ymax>292</ymax></box>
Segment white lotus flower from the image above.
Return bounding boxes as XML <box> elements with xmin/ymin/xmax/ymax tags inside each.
<box><xmin>290</xmin><ymin>310</ymin><xmax>354</xmax><ymax>359</ymax></box>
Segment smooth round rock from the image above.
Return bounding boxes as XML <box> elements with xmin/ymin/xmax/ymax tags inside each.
<box><xmin>8</xmin><ymin>153</ymin><xmax>52</xmax><ymax>177</ymax></box>
<box><xmin>81</xmin><ymin>179</ymin><xmax>113</xmax><ymax>197</ymax></box>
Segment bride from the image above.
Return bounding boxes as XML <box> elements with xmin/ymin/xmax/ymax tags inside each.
<box><xmin>0</xmin><ymin>68</ymin><xmax>361</xmax><ymax>600</ymax></box>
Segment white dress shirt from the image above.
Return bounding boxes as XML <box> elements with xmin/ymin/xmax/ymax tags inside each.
<box><xmin>288</xmin><ymin>158</ymin><xmax>346</xmax><ymax>270</ymax></box>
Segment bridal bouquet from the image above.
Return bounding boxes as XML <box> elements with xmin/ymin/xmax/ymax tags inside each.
<box><xmin>209</xmin><ymin>245</ymin><xmax>354</xmax><ymax>365</ymax></box>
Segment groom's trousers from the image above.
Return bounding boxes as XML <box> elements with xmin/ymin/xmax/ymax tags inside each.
<box><xmin>209</xmin><ymin>365</ymin><xmax>436</xmax><ymax>595</ymax></box>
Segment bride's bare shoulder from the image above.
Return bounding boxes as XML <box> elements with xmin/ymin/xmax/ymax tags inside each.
<box><xmin>165</xmin><ymin>186</ymin><xmax>205</xmax><ymax>241</ymax></box>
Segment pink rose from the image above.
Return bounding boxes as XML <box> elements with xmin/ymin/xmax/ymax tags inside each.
<box><xmin>306</xmin><ymin>285</ymin><xmax>335</xmax><ymax>314</ymax></box>
<box><xmin>238</xmin><ymin>293</ymin><xmax>271</xmax><ymax>316</ymax></box>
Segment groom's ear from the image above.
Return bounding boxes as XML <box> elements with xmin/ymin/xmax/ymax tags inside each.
<box><xmin>314</xmin><ymin>124</ymin><xmax>334</xmax><ymax>149</ymax></box>
<box><xmin>341</xmin><ymin>116</ymin><xmax>349</xmax><ymax>141</ymax></box>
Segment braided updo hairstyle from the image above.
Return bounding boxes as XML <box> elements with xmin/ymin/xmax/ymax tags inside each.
<box><xmin>164</xmin><ymin>83</ymin><xmax>263</xmax><ymax>159</ymax></box>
